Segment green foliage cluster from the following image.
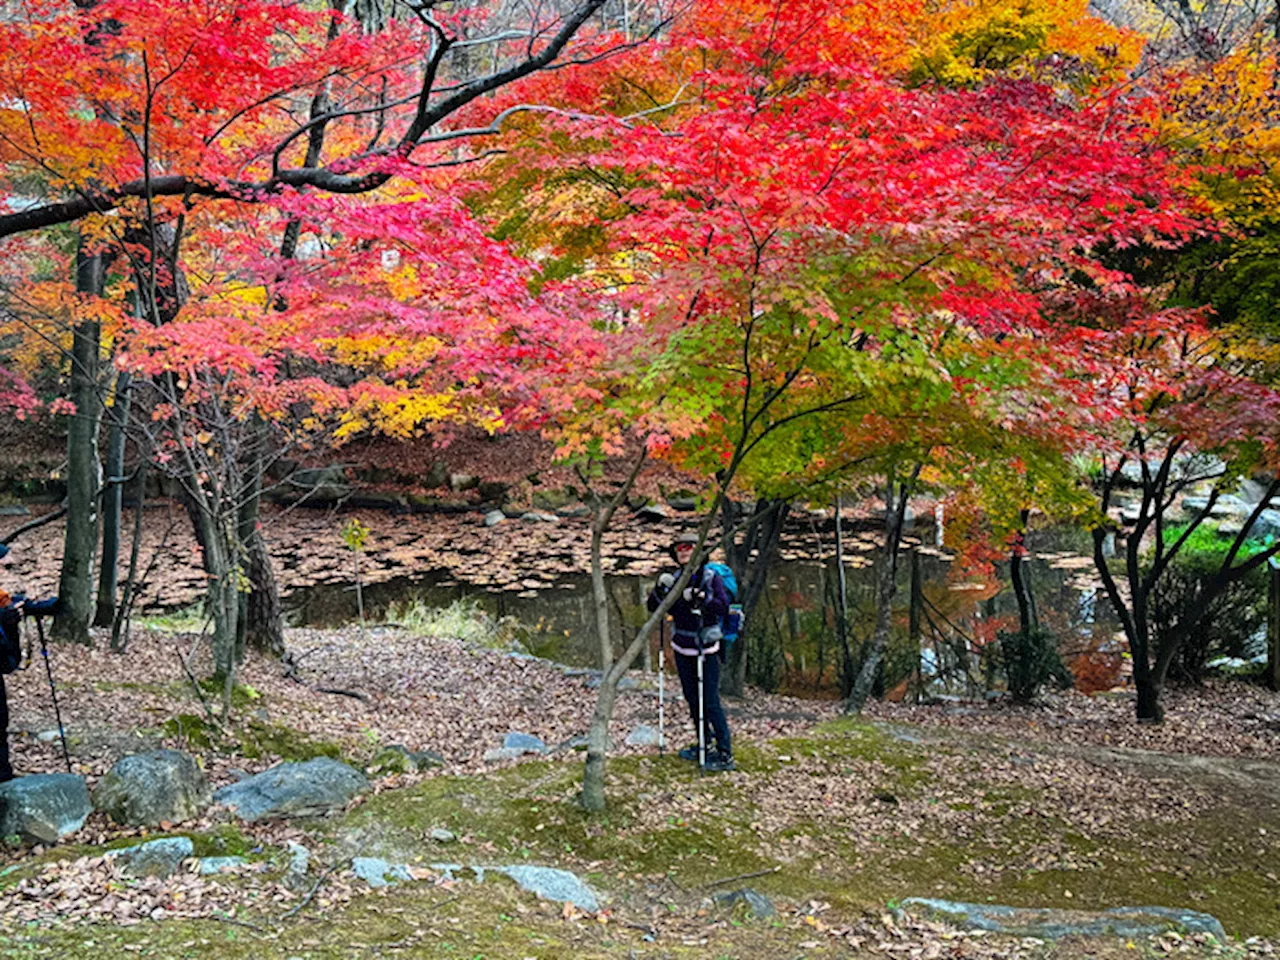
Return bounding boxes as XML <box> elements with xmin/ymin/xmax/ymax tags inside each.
<box><xmin>1150</xmin><ymin>524</ymin><xmax>1269</xmax><ymax>682</ymax></box>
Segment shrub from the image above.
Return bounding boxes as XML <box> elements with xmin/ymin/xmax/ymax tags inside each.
<box><xmin>998</xmin><ymin>625</ymin><xmax>1072</xmax><ymax>701</ymax></box>
<box><xmin>1148</xmin><ymin>524</ymin><xmax>1268</xmax><ymax>683</ymax></box>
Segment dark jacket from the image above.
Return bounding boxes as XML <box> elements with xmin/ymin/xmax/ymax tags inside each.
<box><xmin>648</xmin><ymin>564</ymin><xmax>730</xmax><ymax>650</ymax></box>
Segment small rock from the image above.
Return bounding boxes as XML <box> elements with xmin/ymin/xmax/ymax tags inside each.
<box><xmin>555</xmin><ymin>505</ymin><xmax>591</xmax><ymax>519</ymax></box>
<box><xmin>712</xmin><ymin>888</ymin><xmax>777</xmax><ymax>919</ymax></box>
<box><xmin>502</xmin><ymin>732</ymin><xmax>547</xmax><ymax>754</ymax></box>
<box><xmin>625</xmin><ymin>724</ymin><xmax>661</xmax><ymax>748</ymax></box>
<box><xmin>429</xmin><ymin>828</ymin><xmax>456</xmax><ymax>844</ymax></box>
<box><xmin>35</xmin><ymin>730</ymin><xmax>62</xmax><ymax>744</ymax></box>
<box><xmin>665</xmin><ymin>497</ymin><xmax>698</xmax><ymax>512</ymax></box>
<box><xmin>519</xmin><ymin>512</ymin><xmax>558</xmax><ymax>523</ymax></box>
<box><xmin>448</xmin><ymin>472</ymin><xmax>478</xmax><ymax>492</ymax></box>
<box><xmin>483</xmin><ymin>747</ymin><xmax>528</xmax><ymax>763</ymax></box>
<box><xmin>484</xmin><ymin>509</ymin><xmax>507</xmax><ymax>528</ymax></box>
<box><xmin>496</xmin><ymin>864</ymin><xmax>599</xmax><ymax>912</ymax></box>
<box><xmin>112</xmin><ymin>836</ymin><xmax>194</xmax><ymax>879</ymax></box>
<box><xmin>352</xmin><ymin>856</ymin><xmax>414</xmax><ymax>888</ymax></box>
<box><xmin>635</xmin><ymin>504</ymin><xmax>669</xmax><ymax>522</ymax></box>
<box><xmin>366</xmin><ymin>744</ymin><xmax>442</xmax><ymax>777</ymax></box>
<box><xmin>0</xmin><ymin>505</ymin><xmax>30</xmax><ymax>517</ymax></box>
<box><xmin>0</xmin><ymin>774</ymin><xmax>91</xmax><ymax>843</ymax></box>
<box><xmin>283</xmin><ymin>841</ymin><xmax>310</xmax><ymax>893</ymax></box>
<box><xmin>198</xmin><ymin>856</ymin><xmax>248</xmax><ymax>875</ymax></box>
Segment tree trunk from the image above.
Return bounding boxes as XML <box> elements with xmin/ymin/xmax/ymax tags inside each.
<box><xmin>845</xmin><ymin>468</ymin><xmax>916</xmax><ymax>714</ymax></box>
<box><xmin>581</xmin><ymin>679</ymin><xmax>617</xmax><ymax>812</ymax></box>
<box><xmin>721</xmin><ymin>498</ymin><xmax>788</xmax><ymax>697</ymax></box>
<box><xmin>1009</xmin><ymin>510</ymin><xmax>1033</xmax><ymax>636</ymax></box>
<box><xmin>53</xmin><ymin>238</ymin><xmax>104</xmax><ymax>645</ymax></box>
<box><xmin>94</xmin><ymin>370</ymin><xmax>132</xmax><ymax>627</ymax></box>
<box><xmin>236</xmin><ymin>421</ymin><xmax>284</xmax><ymax>656</ymax></box>
<box><xmin>110</xmin><ymin>449</ymin><xmax>149</xmax><ymax>652</ymax></box>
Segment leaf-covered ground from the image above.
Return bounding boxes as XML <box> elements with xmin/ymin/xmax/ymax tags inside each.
<box><xmin>1</xmin><ymin>626</ymin><xmax>1279</xmax><ymax>957</ymax></box>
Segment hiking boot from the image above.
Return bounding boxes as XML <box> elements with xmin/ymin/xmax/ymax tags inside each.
<box><xmin>702</xmin><ymin>751</ymin><xmax>735</xmax><ymax>773</ymax></box>
<box><xmin>677</xmin><ymin>745</ymin><xmax>700</xmax><ymax>763</ymax></box>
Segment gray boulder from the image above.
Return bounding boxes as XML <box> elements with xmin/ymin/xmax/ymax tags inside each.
<box><xmin>484</xmin><ymin>509</ymin><xmax>507</xmax><ymax>528</ymax></box>
<box><xmin>93</xmin><ymin>750</ymin><xmax>211</xmax><ymax>827</ymax></box>
<box><xmin>0</xmin><ymin>774</ymin><xmax>91</xmax><ymax>843</ymax></box>
<box><xmin>713</xmin><ymin>888</ymin><xmax>777</xmax><ymax>919</ymax></box>
<box><xmin>901</xmin><ymin>899</ymin><xmax>1226</xmax><ymax>941</ymax></box>
<box><xmin>112</xmin><ymin>836</ymin><xmax>193</xmax><ymax>878</ymax></box>
<box><xmin>213</xmin><ymin>758</ymin><xmax>368</xmax><ymax>822</ymax></box>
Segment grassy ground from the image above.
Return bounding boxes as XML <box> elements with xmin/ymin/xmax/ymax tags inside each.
<box><xmin>5</xmin><ymin>717</ymin><xmax>1279</xmax><ymax>959</ymax></box>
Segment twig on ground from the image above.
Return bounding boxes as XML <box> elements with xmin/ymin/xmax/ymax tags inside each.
<box><xmin>204</xmin><ymin>912</ymin><xmax>267</xmax><ymax>934</ymax></box>
<box><xmin>280</xmin><ymin>859</ymin><xmax>349</xmax><ymax>920</ymax></box>
<box><xmin>699</xmin><ymin>866</ymin><xmax>781</xmax><ymax>890</ymax></box>
<box><xmin>316</xmin><ymin>686</ymin><xmax>371</xmax><ymax>703</ymax></box>
<box><xmin>177</xmin><ymin>648</ymin><xmax>220</xmax><ymax>728</ymax></box>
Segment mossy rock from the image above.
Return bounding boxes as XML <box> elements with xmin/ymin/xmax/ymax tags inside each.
<box><xmin>367</xmin><ymin>745</ymin><xmax>445</xmax><ymax>777</ymax></box>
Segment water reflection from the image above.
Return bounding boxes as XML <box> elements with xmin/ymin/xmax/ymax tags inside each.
<box><xmin>283</xmin><ymin>522</ymin><xmax>1122</xmax><ymax>698</ymax></box>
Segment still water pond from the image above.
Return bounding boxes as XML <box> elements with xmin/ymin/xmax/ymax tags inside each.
<box><xmin>282</xmin><ymin>522</ymin><xmax>1122</xmax><ymax>696</ymax></box>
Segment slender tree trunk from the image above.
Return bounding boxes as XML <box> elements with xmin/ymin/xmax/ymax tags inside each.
<box><xmin>581</xmin><ymin>665</ymin><xmax>617</xmax><ymax>812</ymax></box>
<box><xmin>845</xmin><ymin>466</ymin><xmax>917</xmax><ymax>714</ymax></box>
<box><xmin>110</xmin><ymin>448</ymin><xmax>149</xmax><ymax>652</ymax></box>
<box><xmin>236</xmin><ymin>420</ymin><xmax>283</xmax><ymax>656</ymax></box>
<box><xmin>94</xmin><ymin>370</ymin><xmax>132</xmax><ymax>627</ymax></box>
<box><xmin>53</xmin><ymin>238</ymin><xmax>104</xmax><ymax>645</ymax></box>
<box><xmin>721</xmin><ymin>498</ymin><xmax>787</xmax><ymax>697</ymax></box>
<box><xmin>1010</xmin><ymin>510</ymin><xmax>1033</xmax><ymax>636</ymax></box>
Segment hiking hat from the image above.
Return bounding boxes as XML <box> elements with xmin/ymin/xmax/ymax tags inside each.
<box><xmin>668</xmin><ymin>533</ymin><xmax>698</xmax><ymax>560</ymax></box>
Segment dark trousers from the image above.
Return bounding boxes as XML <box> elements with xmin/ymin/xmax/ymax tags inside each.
<box><xmin>0</xmin><ymin>674</ymin><xmax>11</xmax><ymax>781</ymax></box>
<box><xmin>674</xmin><ymin>650</ymin><xmax>731</xmax><ymax>756</ymax></box>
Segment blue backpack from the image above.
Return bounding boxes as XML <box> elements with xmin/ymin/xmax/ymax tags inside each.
<box><xmin>702</xmin><ymin>562</ymin><xmax>743</xmax><ymax>647</ymax></box>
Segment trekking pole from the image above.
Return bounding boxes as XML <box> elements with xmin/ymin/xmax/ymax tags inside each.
<box><xmin>657</xmin><ymin>618</ymin><xmax>666</xmax><ymax>756</ymax></box>
<box><xmin>697</xmin><ymin>645</ymin><xmax>706</xmax><ymax>773</ymax></box>
<box><xmin>35</xmin><ymin>617</ymin><xmax>71</xmax><ymax>774</ymax></box>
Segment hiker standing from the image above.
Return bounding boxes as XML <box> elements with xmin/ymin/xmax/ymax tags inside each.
<box><xmin>648</xmin><ymin>533</ymin><xmax>734</xmax><ymax>772</ymax></box>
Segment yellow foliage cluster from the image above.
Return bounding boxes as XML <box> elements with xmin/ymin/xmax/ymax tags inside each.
<box><xmin>899</xmin><ymin>0</ymin><xmax>1141</xmax><ymax>86</ymax></box>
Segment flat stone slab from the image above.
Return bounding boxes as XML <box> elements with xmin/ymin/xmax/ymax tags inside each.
<box><xmin>428</xmin><ymin>863</ymin><xmax>599</xmax><ymax>912</ymax></box>
<box><xmin>625</xmin><ymin>724</ymin><xmax>661</xmax><ymax>747</ymax></box>
<box><xmin>901</xmin><ymin>899</ymin><xmax>1227</xmax><ymax>941</ymax></box>
<box><xmin>352</xmin><ymin>856</ymin><xmax>415</xmax><ymax>888</ymax></box>
<box><xmin>198</xmin><ymin>856</ymin><xmax>248</xmax><ymax>875</ymax></box>
<box><xmin>497</xmin><ymin>865</ymin><xmax>599</xmax><ymax>912</ymax></box>
<box><xmin>502</xmin><ymin>733</ymin><xmax>547</xmax><ymax>753</ymax></box>
<box><xmin>0</xmin><ymin>774</ymin><xmax>91</xmax><ymax>843</ymax></box>
<box><xmin>213</xmin><ymin>758</ymin><xmax>368</xmax><ymax>822</ymax></box>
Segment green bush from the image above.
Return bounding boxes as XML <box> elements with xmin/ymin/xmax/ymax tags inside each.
<box><xmin>1149</xmin><ymin>524</ymin><xmax>1268</xmax><ymax>683</ymax></box>
<box><xmin>998</xmin><ymin>626</ymin><xmax>1072</xmax><ymax>702</ymax></box>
